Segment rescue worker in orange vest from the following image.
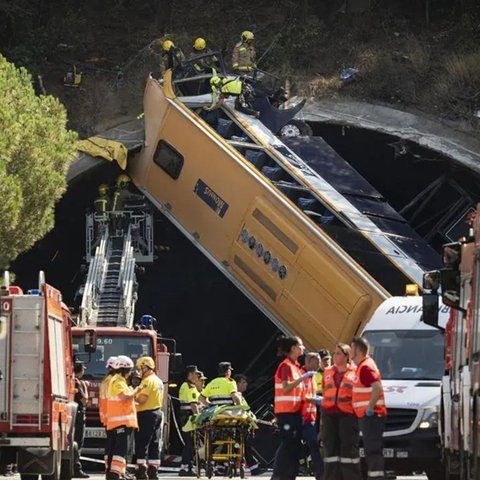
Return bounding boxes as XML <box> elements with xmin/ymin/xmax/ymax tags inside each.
<box><xmin>106</xmin><ymin>355</ymin><xmax>141</xmax><ymax>480</ymax></box>
<box><xmin>272</xmin><ymin>335</ymin><xmax>312</xmax><ymax>480</ymax></box>
<box><xmin>101</xmin><ymin>356</ymin><xmax>118</xmax><ymax>475</ymax></box>
<box><xmin>351</xmin><ymin>337</ymin><xmax>386</xmax><ymax>480</ymax></box>
<box><xmin>134</xmin><ymin>356</ymin><xmax>164</xmax><ymax>480</ymax></box>
<box><xmin>322</xmin><ymin>343</ymin><xmax>362</xmax><ymax>480</ymax></box>
<box><xmin>232</xmin><ymin>31</ymin><xmax>256</xmax><ymax>74</ymax></box>
<box><xmin>300</xmin><ymin>352</ymin><xmax>323</xmax><ymax>479</ymax></box>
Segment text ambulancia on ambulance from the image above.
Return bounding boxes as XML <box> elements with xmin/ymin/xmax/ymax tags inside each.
<box><xmin>360</xmin><ymin>294</ymin><xmax>449</xmax><ymax>479</ymax></box>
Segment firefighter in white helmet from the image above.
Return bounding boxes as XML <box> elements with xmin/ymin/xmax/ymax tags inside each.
<box><xmin>101</xmin><ymin>357</ymin><xmax>118</xmax><ymax>477</ymax></box>
<box><xmin>134</xmin><ymin>356</ymin><xmax>164</xmax><ymax>480</ymax></box>
<box><xmin>106</xmin><ymin>356</ymin><xmax>142</xmax><ymax>480</ymax></box>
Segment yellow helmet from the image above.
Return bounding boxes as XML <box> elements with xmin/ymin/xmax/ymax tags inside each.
<box><xmin>98</xmin><ymin>183</ymin><xmax>109</xmax><ymax>195</ymax></box>
<box><xmin>116</xmin><ymin>174</ymin><xmax>130</xmax><ymax>187</ymax></box>
<box><xmin>241</xmin><ymin>31</ymin><xmax>255</xmax><ymax>42</ymax></box>
<box><xmin>136</xmin><ymin>356</ymin><xmax>155</xmax><ymax>370</ymax></box>
<box><xmin>210</xmin><ymin>75</ymin><xmax>222</xmax><ymax>88</ymax></box>
<box><xmin>193</xmin><ymin>37</ymin><xmax>206</xmax><ymax>51</ymax></box>
<box><xmin>162</xmin><ymin>40</ymin><xmax>175</xmax><ymax>52</ymax></box>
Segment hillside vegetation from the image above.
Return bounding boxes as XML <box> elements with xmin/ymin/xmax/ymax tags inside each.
<box><xmin>1</xmin><ymin>0</ymin><xmax>479</xmax><ymax>135</ymax></box>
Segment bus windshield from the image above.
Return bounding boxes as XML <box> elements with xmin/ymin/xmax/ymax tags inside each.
<box><xmin>363</xmin><ymin>329</ymin><xmax>444</xmax><ymax>381</ymax></box>
<box><xmin>73</xmin><ymin>335</ymin><xmax>153</xmax><ymax>379</ymax></box>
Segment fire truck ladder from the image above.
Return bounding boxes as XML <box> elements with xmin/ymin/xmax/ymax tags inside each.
<box><xmin>80</xmin><ymin>227</ymin><xmax>137</xmax><ymax>328</ymax></box>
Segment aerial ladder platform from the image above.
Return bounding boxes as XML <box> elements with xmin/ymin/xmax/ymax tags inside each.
<box><xmin>79</xmin><ymin>207</ymin><xmax>154</xmax><ymax>328</ymax></box>
<box><xmin>76</xmin><ymin>60</ymin><xmax>440</xmax><ymax>349</ymax></box>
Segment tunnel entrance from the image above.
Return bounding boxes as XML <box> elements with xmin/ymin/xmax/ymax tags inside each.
<box><xmin>310</xmin><ymin>123</ymin><xmax>480</xmax><ymax>250</ymax></box>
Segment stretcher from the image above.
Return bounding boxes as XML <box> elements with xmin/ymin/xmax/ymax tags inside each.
<box><xmin>191</xmin><ymin>405</ymin><xmax>257</xmax><ymax>478</ymax></box>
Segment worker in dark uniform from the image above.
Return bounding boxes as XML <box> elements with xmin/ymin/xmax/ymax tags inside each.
<box><xmin>200</xmin><ymin>362</ymin><xmax>241</xmax><ymax>407</ymax></box>
<box><xmin>351</xmin><ymin>337</ymin><xmax>386</xmax><ymax>480</ymax></box>
<box><xmin>111</xmin><ymin>174</ymin><xmax>143</xmax><ymax>234</ymax></box>
<box><xmin>73</xmin><ymin>362</ymin><xmax>89</xmax><ymax>478</ymax></box>
<box><xmin>134</xmin><ymin>356</ymin><xmax>164</xmax><ymax>480</ymax></box>
<box><xmin>178</xmin><ymin>365</ymin><xmax>202</xmax><ymax>476</ymax></box>
<box><xmin>209</xmin><ymin>75</ymin><xmax>260</xmax><ymax>118</ymax></box>
<box><xmin>190</xmin><ymin>37</ymin><xmax>219</xmax><ymax>74</ymax></box>
<box><xmin>107</xmin><ymin>356</ymin><xmax>141</xmax><ymax>480</ymax></box>
<box><xmin>322</xmin><ymin>343</ymin><xmax>361</xmax><ymax>480</ymax></box>
<box><xmin>232</xmin><ymin>31</ymin><xmax>256</xmax><ymax>74</ymax></box>
<box><xmin>94</xmin><ymin>184</ymin><xmax>111</xmax><ymax>222</ymax></box>
<box><xmin>162</xmin><ymin>40</ymin><xmax>185</xmax><ymax>71</ymax></box>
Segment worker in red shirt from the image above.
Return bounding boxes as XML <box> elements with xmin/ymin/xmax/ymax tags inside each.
<box><xmin>351</xmin><ymin>337</ymin><xmax>386</xmax><ymax>480</ymax></box>
<box><xmin>272</xmin><ymin>336</ymin><xmax>313</xmax><ymax>480</ymax></box>
<box><xmin>322</xmin><ymin>343</ymin><xmax>361</xmax><ymax>480</ymax></box>
<box><xmin>300</xmin><ymin>352</ymin><xmax>323</xmax><ymax>479</ymax></box>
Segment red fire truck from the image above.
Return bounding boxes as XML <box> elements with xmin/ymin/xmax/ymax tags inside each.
<box><xmin>71</xmin><ymin>325</ymin><xmax>177</xmax><ymax>456</ymax></box>
<box><xmin>0</xmin><ymin>272</ymin><xmax>77</xmax><ymax>480</ymax></box>
<box><xmin>422</xmin><ymin>207</ymin><xmax>480</xmax><ymax>480</ymax></box>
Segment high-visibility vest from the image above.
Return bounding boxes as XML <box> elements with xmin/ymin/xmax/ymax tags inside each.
<box><xmin>201</xmin><ymin>377</ymin><xmax>237</xmax><ymax>406</ymax></box>
<box><xmin>322</xmin><ymin>365</ymin><xmax>356</xmax><ymax>415</ymax></box>
<box><xmin>179</xmin><ymin>381</ymin><xmax>200</xmax><ymax>414</ymax></box>
<box><xmin>106</xmin><ymin>374</ymin><xmax>138</xmax><ymax>430</ymax></box>
<box><xmin>274</xmin><ymin>358</ymin><xmax>303</xmax><ymax>414</ymax></box>
<box><xmin>315</xmin><ymin>371</ymin><xmax>323</xmax><ymax>394</ymax></box>
<box><xmin>300</xmin><ymin>371</ymin><xmax>317</xmax><ymax>423</ymax></box>
<box><xmin>352</xmin><ymin>357</ymin><xmax>387</xmax><ymax>418</ymax></box>
<box><xmin>99</xmin><ymin>374</ymin><xmax>113</xmax><ymax>426</ymax></box>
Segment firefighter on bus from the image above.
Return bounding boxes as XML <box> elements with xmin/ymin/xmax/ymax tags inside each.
<box><xmin>134</xmin><ymin>356</ymin><xmax>164</xmax><ymax>480</ymax></box>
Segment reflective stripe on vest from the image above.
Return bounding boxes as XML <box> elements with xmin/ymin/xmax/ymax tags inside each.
<box><xmin>209</xmin><ymin>395</ymin><xmax>234</xmax><ymax>406</ymax></box>
<box><xmin>352</xmin><ymin>357</ymin><xmax>387</xmax><ymax>418</ymax></box>
<box><xmin>322</xmin><ymin>365</ymin><xmax>356</xmax><ymax>415</ymax></box>
<box><xmin>107</xmin><ymin>378</ymin><xmax>138</xmax><ymax>430</ymax></box>
<box><xmin>274</xmin><ymin>358</ymin><xmax>303</xmax><ymax>414</ymax></box>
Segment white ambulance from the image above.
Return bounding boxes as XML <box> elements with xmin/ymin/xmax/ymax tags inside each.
<box><xmin>361</xmin><ymin>295</ymin><xmax>449</xmax><ymax>480</ymax></box>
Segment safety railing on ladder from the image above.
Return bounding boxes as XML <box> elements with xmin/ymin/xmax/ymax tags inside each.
<box><xmin>80</xmin><ymin>228</ymin><xmax>109</xmax><ymax>326</ymax></box>
<box><xmin>116</xmin><ymin>227</ymin><xmax>137</xmax><ymax>328</ymax></box>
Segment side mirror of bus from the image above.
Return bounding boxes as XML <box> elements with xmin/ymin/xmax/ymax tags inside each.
<box><xmin>84</xmin><ymin>329</ymin><xmax>97</xmax><ymax>353</ymax></box>
<box><xmin>169</xmin><ymin>353</ymin><xmax>183</xmax><ymax>375</ymax></box>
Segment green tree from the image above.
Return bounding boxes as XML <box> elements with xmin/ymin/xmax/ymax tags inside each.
<box><xmin>0</xmin><ymin>54</ymin><xmax>77</xmax><ymax>268</ymax></box>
